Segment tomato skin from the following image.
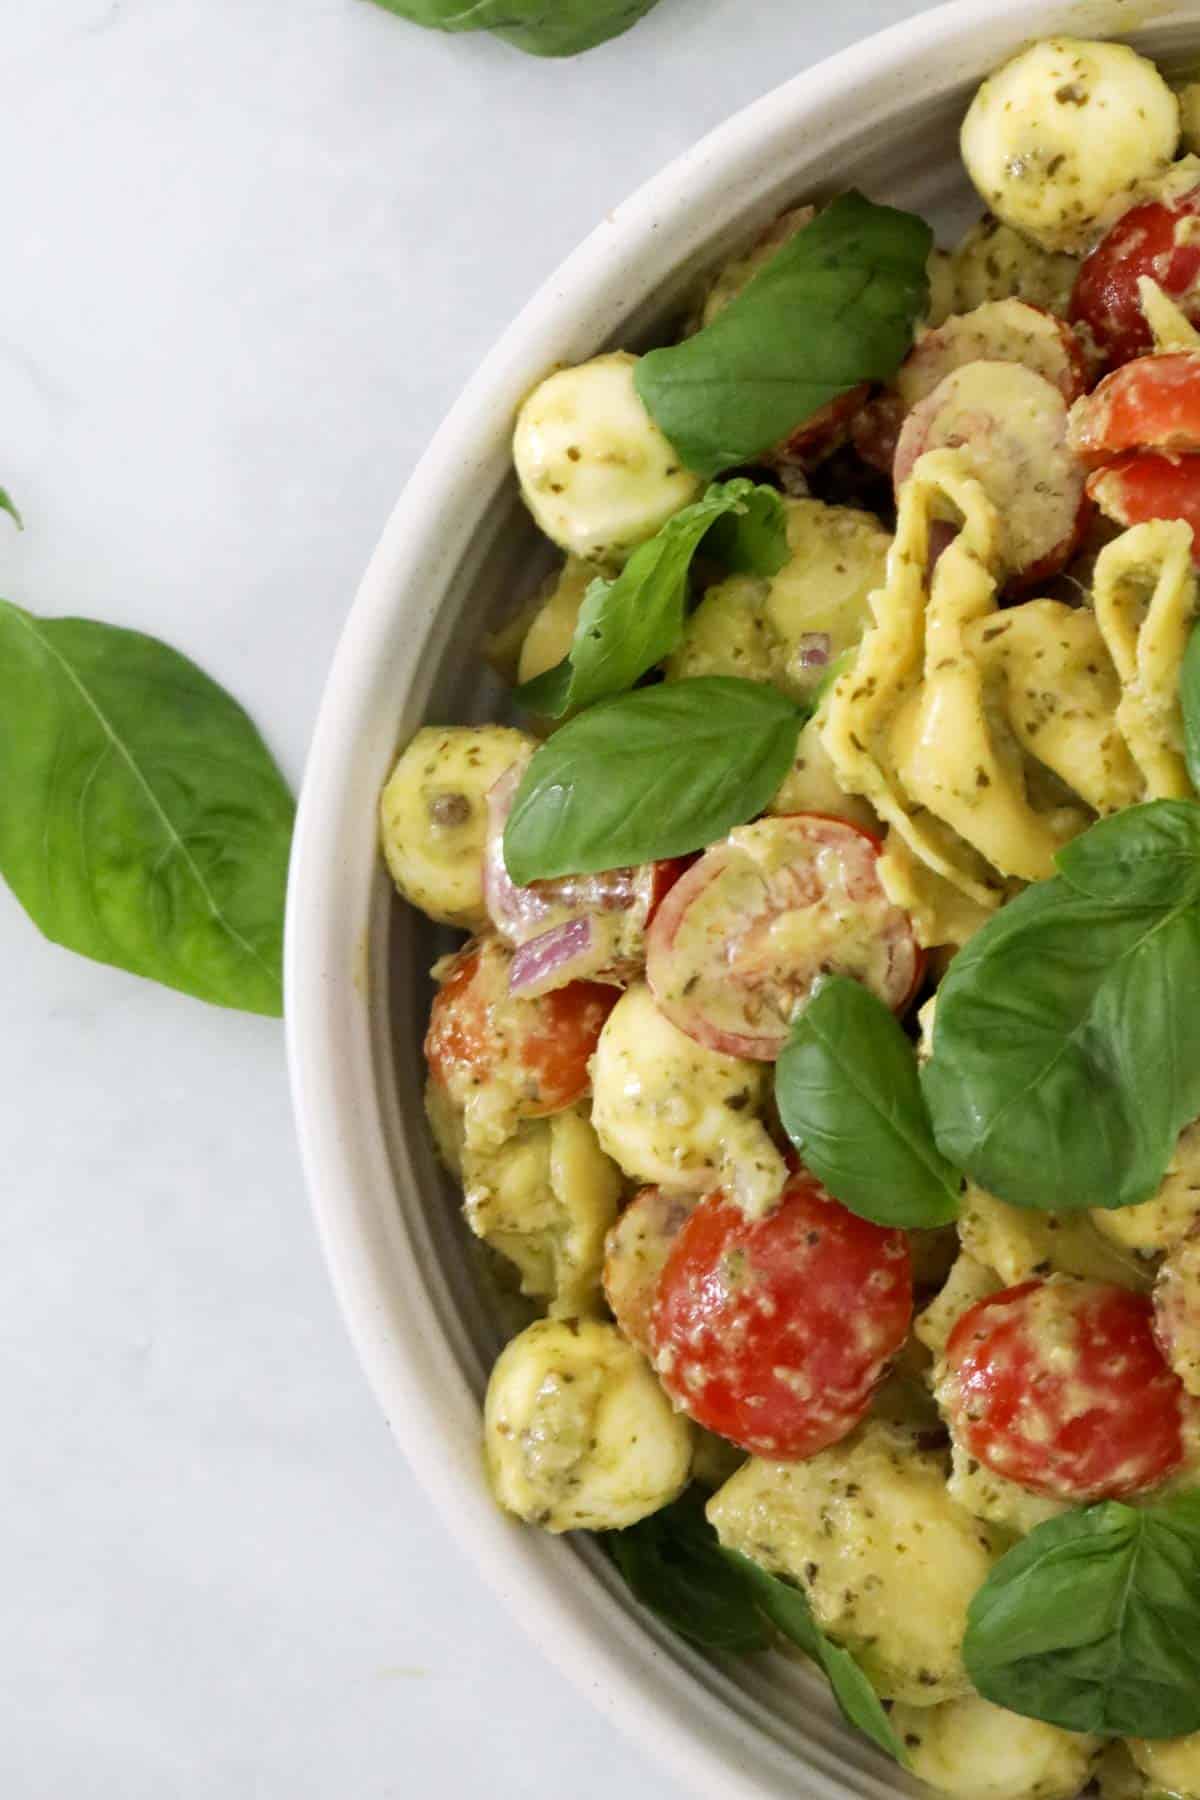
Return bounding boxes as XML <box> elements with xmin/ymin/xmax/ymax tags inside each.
<box><xmin>1087</xmin><ymin>452</ymin><xmax>1200</xmax><ymax>558</ymax></box>
<box><xmin>603</xmin><ymin>1186</ymin><xmax>694</xmax><ymax>1359</ymax></box>
<box><xmin>1068</xmin><ymin>352</ymin><xmax>1200</xmax><ymax>468</ymax></box>
<box><xmin>940</xmin><ymin>1279</ymin><xmax>1186</xmax><ymax>1502</ymax></box>
<box><xmin>424</xmin><ymin>938</ymin><xmax>616</xmax><ymax>1117</ymax></box>
<box><xmin>1070</xmin><ymin>190</ymin><xmax>1200</xmax><ymax>369</ymax></box>
<box><xmin>649</xmin><ymin>1175</ymin><xmax>912</xmax><ymax>1459</ymax></box>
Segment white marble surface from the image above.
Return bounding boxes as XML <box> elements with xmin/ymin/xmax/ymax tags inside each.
<box><xmin>2</xmin><ymin>3</ymin><xmax>931</xmax><ymax>1793</ymax></box>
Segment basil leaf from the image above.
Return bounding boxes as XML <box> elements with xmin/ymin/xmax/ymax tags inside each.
<box><xmin>502</xmin><ymin>677</ymin><xmax>804</xmax><ymax>884</ymax></box>
<box><xmin>635</xmin><ymin>192</ymin><xmax>933</xmax><ymax>479</ymax></box>
<box><xmin>367</xmin><ymin>0</ymin><xmax>660</xmax><ymax>56</ymax></box>
<box><xmin>605</xmin><ymin>1492</ymin><xmax>770</xmax><ymax>1654</ymax></box>
<box><xmin>517</xmin><ymin>479</ymin><xmax>787</xmax><ymax>719</ymax></box>
<box><xmin>923</xmin><ymin>841</ymin><xmax>1200</xmax><ymax>1213</ymax></box>
<box><xmin>1057</xmin><ymin>800</ymin><xmax>1200</xmax><ymax>909</ymax></box>
<box><xmin>964</xmin><ymin>1496</ymin><xmax>1200</xmax><ymax>1739</ymax></box>
<box><xmin>1183</xmin><ymin>620</ymin><xmax>1200</xmax><ymax>794</ymax></box>
<box><xmin>723</xmin><ymin>1549</ymin><xmax>908</xmax><ymax>1765</ymax></box>
<box><xmin>776</xmin><ymin>977</ymin><xmax>961</xmax><ymax>1228</ymax></box>
<box><xmin>0</xmin><ymin>488</ymin><xmax>22</xmax><ymax>531</ymax></box>
<box><xmin>0</xmin><ymin>602</ymin><xmax>292</xmax><ymax>1015</ymax></box>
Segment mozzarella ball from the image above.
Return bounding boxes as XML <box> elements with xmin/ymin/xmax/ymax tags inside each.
<box><xmin>380</xmin><ymin>725</ymin><xmax>533</xmax><ymax>928</ymax></box>
<box><xmin>516</xmin><ymin>558</ymin><xmax>592</xmax><ymax>688</ymax></box>
<box><xmin>707</xmin><ymin>1421</ymin><xmax>1000</xmax><ymax>1705</ymax></box>
<box><xmin>1091</xmin><ymin>1120</ymin><xmax>1200</xmax><ymax>1255</ymax></box>
<box><xmin>484</xmin><ymin>1317</ymin><xmax>691</xmax><ymax>1531</ymax></box>
<box><xmin>512</xmin><ymin>351</ymin><xmax>701</xmax><ymax>565</ymax></box>
<box><xmin>1128</xmin><ymin>1730</ymin><xmax>1200</xmax><ymax>1799</ymax></box>
<box><xmin>961</xmin><ymin>38</ymin><xmax>1179</xmax><ymax>253</ymax></box>
<box><xmin>463</xmin><ymin>1108</ymin><xmax>621</xmax><ymax>1318</ymax></box>
<box><xmin>589</xmin><ymin>984</ymin><xmax>788</xmax><ymax>1217</ymax></box>
<box><xmin>893</xmin><ymin>1694</ymin><xmax>1098</xmax><ymax>1799</ymax></box>
<box><xmin>949</xmin><ymin>215</ymin><xmax>1079</xmax><ymax>316</ymax></box>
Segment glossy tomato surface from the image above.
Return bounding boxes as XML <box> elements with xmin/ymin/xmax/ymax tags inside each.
<box><xmin>1070</xmin><ymin>189</ymin><xmax>1200</xmax><ymax>368</ymax></box>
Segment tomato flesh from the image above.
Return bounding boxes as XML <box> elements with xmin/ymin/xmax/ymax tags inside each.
<box><xmin>1068</xmin><ymin>351</ymin><xmax>1200</xmax><ymax>468</ymax></box>
<box><xmin>1070</xmin><ymin>190</ymin><xmax>1200</xmax><ymax>369</ymax></box>
<box><xmin>1087</xmin><ymin>452</ymin><xmax>1200</xmax><ymax>557</ymax></box>
<box><xmin>649</xmin><ymin>1175</ymin><xmax>912</xmax><ymax>1459</ymax></box>
<box><xmin>424</xmin><ymin>938</ymin><xmax>616</xmax><ymax>1117</ymax></box>
<box><xmin>645</xmin><ymin>813</ymin><xmax>923</xmax><ymax>1061</ymax></box>
<box><xmin>940</xmin><ymin>1278</ymin><xmax>1186</xmax><ymax>1502</ymax></box>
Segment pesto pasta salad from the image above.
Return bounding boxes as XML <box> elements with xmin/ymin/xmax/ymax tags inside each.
<box><xmin>379</xmin><ymin>36</ymin><xmax>1200</xmax><ymax>1800</ymax></box>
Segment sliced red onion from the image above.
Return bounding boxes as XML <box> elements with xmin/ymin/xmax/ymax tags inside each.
<box><xmin>509</xmin><ymin>916</ymin><xmax>604</xmax><ymax>998</ymax></box>
<box><xmin>793</xmin><ymin>632</ymin><xmax>831</xmax><ymax>670</ymax></box>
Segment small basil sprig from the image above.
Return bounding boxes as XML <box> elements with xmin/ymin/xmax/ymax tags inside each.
<box><xmin>517</xmin><ymin>479</ymin><xmax>787</xmax><ymax>719</ymax></box>
<box><xmin>776</xmin><ymin>977</ymin><xmax>960</xmax><ymax>1228</ymax></box>
<box><xmin>607</xmin><ymin>1493</ymin><xmax>905</xmax><ymax>1766</ymax></box>
<box><xmin>964</xmin><ymin>1494</ymin><xmax>1200</xmax><ymax>1739</ymax></box>
<box><xmin>0</xmin><ymin>600</ymin><xmax>293</xmax><ymax>1016</ymax></box>
<box><xmin>1183</xmin><ymin>620</ymin><xmax>1200</xmax><ymax>793</ymax></box>
<box><xmin>502</xmin><ymin>676</ymin><xmax>805</xmax><ymax>884</ymax></box>
<box><xmin>923</xmin><ymin>800</ymin><xmax>1200</xmax><ymax>1214</ymax></box>
<box><xmin>0</xmin><ymin>488</ymin><xmax>22</xmax><ymax>530</ymax></box>
<box><xmin>635</xmin><ymin>192</ymin><xmax>932</xmax><ymax>478</ymax></box>
<box><xmin>367</xmin><ymin>0</ymin><xmax>661</xmax><ymax>56</ymax></box>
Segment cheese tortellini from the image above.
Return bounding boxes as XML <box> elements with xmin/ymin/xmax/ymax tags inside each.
<box><xmin>961</xmin><ymin>37</ymin><xmax>1179</xmax><ymax>253</ymax></box>
<box><xmin>589</xmin><ymin>984</ymin><xmax>788</xmax><ymax>1217</ymax></box>
<box><xmin>1128</xmin><ymin>1730</ymin><xmax>1200</xmax><ymax>1800</ymax></box>
<box><xmin>512</xmin><ymin>351</ymin><xmax>702</xmax><ymax>565</ymax></box>
<box><xmin>484</xmin><ymin>1318</ymin><xmax>692</xmax><ymax>1531</ymax></box>
<box><xmin>1090</xmin><ymin>1119</ymin><xmax>1200</xmax><ymax>1256</ymax></box>
<box><xmin>947</xmin><ymin>215</ymin><xmax>1078</xmax><ymax>318</ymax></box>
<box><xmin>462</xmin><ymin>1108</ymin><xmax>622</xmax><ymax>1318</ymax></box>
<box><xmin>893</xmin><ymin>1694</ymin><xmax>1098</xmax><ymax>1800</ymax></box>
<box><xmin>707</xmin><ymin>1421</ymin><xmax>1001</xmax><ymax>1704</ymax></box>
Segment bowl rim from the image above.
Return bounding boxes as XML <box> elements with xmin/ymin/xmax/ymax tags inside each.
<box><xmin>284</xmin><ymin>3</ymin><xmax>1197</xmax><ymax>1794</ymax></box>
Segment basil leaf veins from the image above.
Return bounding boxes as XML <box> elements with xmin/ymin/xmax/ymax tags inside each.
<box><xmin>776</xmin><ymin>976</ymin><xmax>961</xmax><ymax>1228</ymax></box>
<box><xmin>502</xmin><ymin>676</ymin><xmax>804</xmax><ymax>884</ymax></box>
<box><xmin>606</xmin><ymin>1492</ymin><xmax>905</xmax><ymax>1766</ymax></box>
<box><xmin>516</xmin><ymin>478</ymin><xmax>787</xmax><ymax>719</ymax></box>
<box><xmin>0</xmin><ymin>601</ymin><xmax>293</xmax><ymax>1016</ymax></box>
<box><xmin>922</xmin><ymin>801</ymin><xmax>1200</xmax><ymax>1214</ymax></box>
<box><xmin>366</xmin><ymin>0</ymin><xmax>661</xmax><ymax>57</ymax></box>
<box><xmin>964</xmin><ymin>1494</ymin><xmax>1200</xmax><ymax>1739</ymax></box>
<box><xmin>635</xmin><ymin>192</ymin><xmax>933</xmax><ymax>479</ymax></box>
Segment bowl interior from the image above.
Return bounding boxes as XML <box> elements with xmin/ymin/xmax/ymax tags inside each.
<box><xmin>287</xmin><ymin>6</ymin><xmax>1200</xmax><ymax>1797</ymax></box>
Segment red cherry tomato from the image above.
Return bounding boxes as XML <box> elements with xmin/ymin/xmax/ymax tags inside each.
<box><xmin>649</xmin><ymin>1175</ymin><xmax>912</xmax><ymax>1459</ymax></box>
<box><xmin>424</xmin><ymin>937</ymin><xmax>616</xmax><ymax>1118</ymax></box>
<box><xmin>1087</xmin><ymin>453</ymin><xmax>1200</xmax><ymax>557</ymax></box>
<box><xmin>1070</xmin><ymin>189</ymin><xmax>1200</xmax><ymax>368</ymax></box>
<box><xmin>1068</xmin><ymin>352</ymin><xmax>1200</xmax><ymax>468</ymax></box>
<box><xmin>940</xmin><ymin>1278</ymin><xmax>1186</xmax><ymax>1502</ymax></box>
<box><xmin>603</xmin><ymin>1187</ymin><xmax>694</xmax><ymax>1358</ymax></box>
<box><xmin>776</xmin><ymin>383</ymin><xmax>872</xmax><ymax>464</ymax></box>
<box><xmin>645</xmin><ymin>813</ymin><xmax>924</xmax><ymax>1061</ymax></box>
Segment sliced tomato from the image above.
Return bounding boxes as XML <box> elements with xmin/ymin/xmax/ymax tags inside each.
<box><xmin>892</xmin><ymin>360</ymin><xmax>1089</xmax><ymax>589</ymax></box>
<box><xmin>484</xmin><ymin>762</ymin><xmax>687</xmax><ymax>985</ymax></box>
<box><xmin>603</xmin><ymin>1187</ymin><xmax>694</xmax><ymax>1358</ymax></box>
<box><xmin>1155</xmin><ymin>1229</ymin><xmax>1200</xmax><ymax>1398</ymax></box>
<box><xmin>649</xmin><ymin>1174</ymin><xmax>912</xmax><ymax>1459</ymax></box>
<box><xmin>1087</xmin><ymin>452</ymin><xmax>1200</xmax><ymax>558</ymax></box>
<box><xmin>1070</xmin><ymin>188</ymin><xmax>1200</xmax><ymax>368</ymax></box>
<box><xmin>424</xmin><ymin>937</ymin><xmax>616</xmax><ymax>1118</ymax></box>
<box><xmin>940</xmin><ymin>1278</ymin><xmax>1187</xmax><ymax>1502</ymax></box>
<box><xmin>1068</xmin><ymin>351</ymin><xmax>1200</xmax><ymax>468</ymax></box>
<box><xmin>776</xmin><ymin>383</ymin><xmax>872</xmax><ymax>464</ymax></box>
<box><xmin>645</xmin><ymin>813</ymin><xmax>923</xmax><ymax>1061</ymax></box>
<box><xmin>897</xmin><ymin>300</ymin><xmax>1088</xmax><ymax>412</ymax></box>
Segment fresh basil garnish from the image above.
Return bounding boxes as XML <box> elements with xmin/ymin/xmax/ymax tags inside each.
<box><xmin>0</xmin><ymin>488</ymin><xmax>22</xmax><ymax>531</ymax></box>
<box><xmin>516</xmin><ymin>479</ymin><xmax>787</xmax><ymax>719</ymax></box>
<box><xmin>1183</xmin><ymin>620</ymin><xmax>1200</xmax><ymax>794</ymax></box>
<box><xmin>607</xmin><ymin>1494</ymin><xmax>905</xmax><ymax>1765</ymax></box>
<box><xmin>922</xmin><ymin>802</ymin><xmax>1200</xmax><ymax>1214</ymax></box>
<box><xmin>776</xmin><ymin>977</ymin><xmax>961</xmax><ymax>1228</ymax></box>
<box><xmin>502</xmin><ymin>676</ymin><xmax>805</xmax><ymax>884</ymax></box>
<box><xmin>964</xmin><ymin>1495</ymin><xmax>1200</xmax><ymax>1739</ymax></box>
<box><xmin>367</xmin><ymin>0</ymin><xmax>660</xmax><ymax>56</ymax></box>
<box><xmin>0</xmin><ymin>601</ymin><xmax>293</xmax><ymax>1015</ymax></box>
<box><xmin>605</xmin><ymin>1491</ymin><xmax>770</xmax><ymax>1653</ymax></box>
<box><xmin>634</xmin><ymin>192</ymin><xmax>933</xmax><ymax>479</ymax></box>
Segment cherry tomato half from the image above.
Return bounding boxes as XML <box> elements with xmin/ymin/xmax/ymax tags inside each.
<box><xmin>603</xmin><ymin>1187</ymin><xmax>694</xmax><ymax>1359</ymax></box>
<box><xmin>940</xmin><ymin>1278</ymin><xmax>1187</xmax><ymax>1503</ymax></box>
<box><xmin>424</xmin><ymin>937</ymin><xmax>616</xmax><ymax>1119</ymax></box>
<box><xmin>1068</xmin><ymin>351</ymin><xmax>1200</xmax><ymax>468</ymax></box>
<box><xmin>1087</xmin><ymin>452</ymin><xmax>1200</xmax><ymax>557</ymax></box>
<box><xmin>645</xmin><ymin>813</ymin><xmax>923</xmax><ymax>1061</ymax></box>
<box><xmin>649</xmin><ymin>1175</ymin><xmax>912</xmax><ymax>1459</ymax></box>
<box><xmin>1070</xmin><ymin>188</ymin><xmax>1200</xmax><ymax>369</ymax></box>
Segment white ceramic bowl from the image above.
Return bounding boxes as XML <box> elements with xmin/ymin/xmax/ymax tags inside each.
<box><xmin>285</xmin><ymin>3</ymin><xmax>1200</xmax><ymax>1792</ymax></box>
